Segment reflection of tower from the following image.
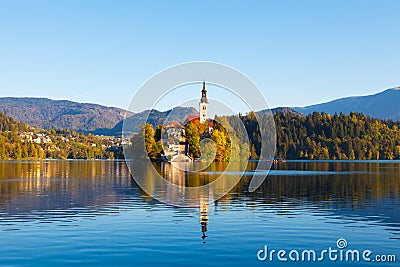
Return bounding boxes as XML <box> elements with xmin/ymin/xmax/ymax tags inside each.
<box><xmin>199</xmin><ymin>81</ymin><xmax>209</xmax><ymax>123</ymax></box>
<box><xmin>200</xmin><ymin>201</ymin><xmax>209</xmax><ymax>243</ymax></box>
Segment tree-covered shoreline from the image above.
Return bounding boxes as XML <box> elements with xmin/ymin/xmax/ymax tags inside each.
<box><xmin>140</xmin><ymin>111</ymin><xmax>400</xmax><ymax>161</ymax></box>
<box><xmin>2</xmin><ymin>110</ymin><xmax>400</xmax><ymax>161</ymax></box>
<box><xmin>273</xmin><ymin>111</ymin><xmax>400</xmax><ymax>160</ymax></box>
<box><xmin>0</xmin><ymin>113</ymin><xmax>124</xmax><ymax>160</ymax></box>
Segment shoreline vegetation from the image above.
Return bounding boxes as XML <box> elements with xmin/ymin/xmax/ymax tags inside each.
<box><xmin>0</xmin><ymin>112</ymin><xmax>124</xmax><ymax>160</ymax></box>
<box><xmin>1</xmin><ymin>111</ymin><xmax>400</xmax><ymax>161</ymax></box>
<box><xmin>138</xmin><ymin>111</ymin><xmax>400</xmax><ymax>161</ymax></box>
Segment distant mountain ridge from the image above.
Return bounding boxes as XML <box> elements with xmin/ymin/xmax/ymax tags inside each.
<box><xmin>293</xmin><ymin>87</ymin><xmax>400</xmax><ymax>120</ymax></box>
<box><xmin>0</xmin><ymin>97</ymin><xmax>131</xmax><ymax>133</ymax></box>
<box><xmin>0</xmin><ymin>97</ymin><xmax>200</xmax><ymax>135</ymax></box>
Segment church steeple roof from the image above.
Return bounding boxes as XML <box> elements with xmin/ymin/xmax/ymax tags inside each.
<box><xmin>201</xmin><ymin>81</ymin><xmax>208</xmax><ymax>103</ymax></box>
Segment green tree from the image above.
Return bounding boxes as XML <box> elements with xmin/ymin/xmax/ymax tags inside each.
<box><xmin>185</xmin><ymin>121</ymin><xmax>200</xmax><ymax>158</ymax></box>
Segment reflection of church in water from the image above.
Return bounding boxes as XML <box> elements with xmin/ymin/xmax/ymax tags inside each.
<box><xmin>198</xmin><ymin>82</ymin><xmax>211</xmax><ymax>241</ymax></box>
<box><xmin>200</xmin><ymin>200</ymin><xmax>209</xmax><ymax>242</ymax></box>
<box><xmin>161</xmin><ymin>159</ymin><xmax>210</xmax><ymax>243</ymax></box>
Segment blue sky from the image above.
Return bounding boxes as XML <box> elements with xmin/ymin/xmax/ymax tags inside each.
<box><xmin>0</xmin><ymin>0</ymin><xmax>399</xmax><ymax>112</ymax></box>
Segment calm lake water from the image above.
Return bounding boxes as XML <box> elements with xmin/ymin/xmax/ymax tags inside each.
<box><xmin>0</xmin><ymin>160</ymin><xmax>398</xmax><ymax>266</ymax></box>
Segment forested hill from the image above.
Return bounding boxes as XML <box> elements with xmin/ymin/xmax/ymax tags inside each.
<box><xmin>271</xmin><ymin>112</ymin><xmax>400</xmax><ymax>160</ymax></box>
<box><xmin>0</xmin><ymin>112</ymin><xmax>30</xmax><ymax>132</ymax></box>
<box><xmin>0</xmin><ymin>97</ymin><xmax>198</xmax><ymax>136</ymax></box>
<box><xmin>0</xmin><ymin>112</ymin><xmax>122</xmax><ymax>160</ymax></box>
<box><xmin>0</xmin><ymin>112</ymin><xmax>46</xmax><ymax>159</ymax></box>
<box><xmin>0</xmin><ymin>97</ymin><xmax>130</xmax><ymax>133</ymax></box>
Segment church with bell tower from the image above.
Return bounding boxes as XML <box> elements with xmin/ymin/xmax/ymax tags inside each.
<box><xmin>199</xmin><ymin>81</ymin><xmax>209</xmax><ymax>123</ymax></box>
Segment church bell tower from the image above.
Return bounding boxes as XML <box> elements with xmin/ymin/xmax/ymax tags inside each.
<box><xmin>199</xmin><ymin>81</ymin><xmax>209</xmax><ymax>123</ymax></box>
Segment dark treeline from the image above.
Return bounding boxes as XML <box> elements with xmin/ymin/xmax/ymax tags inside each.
<box><xmin>246</xmin><ymin>111</ymin><xmax>400</xmax><ymax>160</ymax></box>
<box><xmin>139</xmin><ymin>111</ymin><xmax>400</xmax><ymax>161</ymax></box>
